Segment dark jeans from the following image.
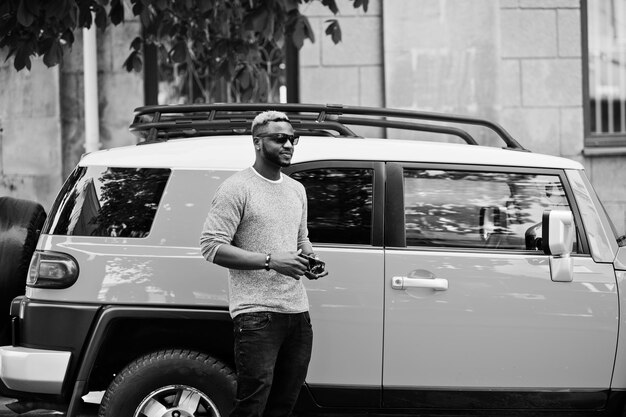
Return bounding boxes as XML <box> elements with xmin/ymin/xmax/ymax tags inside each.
<box><xmin>230</xmin><ymin>311</ymin><xmax>313</xmax><ymax>417</ymax></box>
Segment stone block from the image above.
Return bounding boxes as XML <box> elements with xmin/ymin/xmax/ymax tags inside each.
<box><xmin>3</xmin><ymin>116</ymin><xmax>62</xmax><ymax>176</ymax></box>
<box><xmin>98</xmin><ymin>72</ymin><xmax>143</xmax><ymax>149</ymax></box>
<box><xmin>300</xmin><ymin>66</ymin><xmax>359</xmax><ymax>105</ymax></box>
<box><xmin>500</xmin><ymin>0</ymin><xmax>519</xmax><ymax>8</ymax></box>
<box><xmin>501</xmin><ymin>9</ymin><xmax>557</xmax><ymax>58</ymax></box>
<box><xmin>521</xmin><ymin>59</ymin><xmax>582</xmax><ymax>106</ymax></box>
<box><xmin>500</xmin><ymin>59</ymin><xmax>521</xmax><ymax>107</ymax></box>
<box><xmin>520</xmin><ymin>0</ymin><xmax>579</xmax><ymax>8</ymax></box>
<box><xmin>558</xmin><ymin>9</ymin><xmax>581</xmax><ymax>57</ymax></box>
<box><xmin>359</xmin><ymin>66</ymin><xmax>384</xmax><ymax>107</ymax></box>
<box><xmin>559</xmin><ymin>107</ymin><xmax>584</xmax><ymax>157</ymax></box>
<box><xmin>500</xmin><ymin>107</ymin><xmax>561</xmax><ymax>155</ymax></box>
<box><xmin>0</xmin><ymin>174</ymin><xmax>63</xmax><ymax>212</ymax></box>
<box><xmin>0</xmin><ymin>62</ymin><xmax>60</xmax><ymax>119</ymax></box>
<box><xmin>386</xmin><ymin>46</ymin><xmax>498</xmax><ymax>113</ymax></box>
<box><xmin>588</xmin><ymin>155</ymin><xmax>626</xmax><ymax>207</ymax></box>
<box><xmin>321</xmin><ymin>17</ymin><xmax>382</xmax><ymax>66</ymax></box>
<box><xmin>384</xmin><ymin>0</ymin><xmax>498</xmax><ymax>53</ymax></box>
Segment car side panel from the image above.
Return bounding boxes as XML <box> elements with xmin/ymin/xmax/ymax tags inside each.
<box><xmin>383</xmin><ymin>250</ymin><xmax>617</xmax><ymax>393</ymax></box>
<box><xmin>305</xmin><ymin>247</ymin><xmax>384</xmax><ymax>390</ymax></box>
<box><xmin>27</xmin><ymin>169</ymin><xmax>233</xmax><ymax>306</ymax></box>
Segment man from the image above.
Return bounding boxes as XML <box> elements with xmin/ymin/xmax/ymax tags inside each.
<box><xmin>200</xmin><ymin>110</ymin><xmax>327</xmax><ymax>417</ymax></box>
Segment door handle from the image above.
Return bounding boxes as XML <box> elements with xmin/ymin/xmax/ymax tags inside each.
<box><xmin>391</xmin><ymin>276</ymin><xmax>448</xmax><ymax>291</ymax></box>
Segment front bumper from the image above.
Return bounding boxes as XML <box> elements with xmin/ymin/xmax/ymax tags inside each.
<box><xmin>0</xmin><ymin>345</ymin><xmax>71</xmax><ymax>394</ymax></box>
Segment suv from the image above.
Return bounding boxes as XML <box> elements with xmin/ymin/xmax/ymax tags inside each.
<box><xmin>1</xmin><ymin>103</ymin><xmax>625</xmax><ymax>417</ymax></box>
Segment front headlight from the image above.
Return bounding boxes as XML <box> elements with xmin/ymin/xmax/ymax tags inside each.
<box><xmin>27</xmin><ymin>251</ymin><xmax>79</xmax><ymax>289</ymax></box>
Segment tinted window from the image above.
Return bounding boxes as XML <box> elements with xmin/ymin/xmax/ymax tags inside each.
<box><xmin>291</xmin><ymin>168</ymin><xmax>373</xmax><ymax>245</ymax></box>
<box><xmin>45</xmin><ymin>167</ymin><xmax>170</xmax><ymax>238</ymax></box>
<box><xmin>403</xmin><ymin>169</ymin><xmax>578</xmax><ymax>252</ymax></box>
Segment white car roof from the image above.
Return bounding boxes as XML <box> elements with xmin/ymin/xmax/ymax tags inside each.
<box><xmin>79</xmin><ymin>135</ymin><xmax>584</xmax><ymax>171</ymax></box>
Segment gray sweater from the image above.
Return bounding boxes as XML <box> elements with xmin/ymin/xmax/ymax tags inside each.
<box><xmin>200</xmin><ymin>167</ymin><xmax>310</xmax><ymax>317</ymax></box>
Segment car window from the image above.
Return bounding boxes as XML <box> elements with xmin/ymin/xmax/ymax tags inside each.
<box><xmin>290</xmin><ymin>168</ymin><xmax>373</xmax><ymax>245</ymax></box>
<box><xmin>44</xmin><ymin>166</ymin><xmax>170</xmax><ymax>238</ymax></box>
<box><xmin>403</xmin><ymin>169</ymin><xmax>579</xmax><ymax>252</ymax></box>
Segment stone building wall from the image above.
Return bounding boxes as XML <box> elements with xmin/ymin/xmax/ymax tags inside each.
<box><xmin>1</xmin><ymin>0</ymin><xmax>625</xmax><ymax>234</ymax></box>
<box><xmin>0</xmin><ymin>58</ymin><xmax>63</xmax><ymax>210</ymax></box>
<box><xmin>301</xmin><ymin>0</ymin><xmax>626</xmax><ymax>234</ymax></box>
<box><xmin>299</xmin><ymin>0</ymin><xmax>384</xmax><ymax>138</ymax></box>
<box><xmin>60</xmin><ymin>20</ymin><xmax>143</xmax><ymax>180</ymax></box>
<box><xmin>0</xmin><ymin>19</ymin><xmax>142</xmax><ymax>212</ymax></box>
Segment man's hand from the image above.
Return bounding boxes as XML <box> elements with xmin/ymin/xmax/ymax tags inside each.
<box><xmin>300</xmin><ymin>253</ymin><xmax>328</xmax><ymax>280</ymax></box>
<box><xmin>269</xmin><ymin>250</ymin><xmax>309</xmax><ymax>279</ymax></box>
<box><xmin>304</xmin><ymin>270</ymin><xmax>329</xmax><ymax>280</ymax></box>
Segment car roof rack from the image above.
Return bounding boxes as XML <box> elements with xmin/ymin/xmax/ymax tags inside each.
<box><xmin>129</xmin><ymin>103</ymin><xmax>525</xmax><ymax>150</ymax></box>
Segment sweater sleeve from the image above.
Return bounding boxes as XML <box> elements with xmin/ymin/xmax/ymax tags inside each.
<box><xmin>297</xmin><ymin>184</ymin><xmax>311</xmax><ymax>249</ymax></box>
<box><xmin>200</xmin><ymin>180</ymin><xmax>244</xmax><ymax>262</ymax></box>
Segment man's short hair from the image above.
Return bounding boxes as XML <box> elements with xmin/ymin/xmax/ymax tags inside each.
<box><xmin>251</xmin><ymin>110</ymin><xmax>291</xmax><ymax>136</ymax></box>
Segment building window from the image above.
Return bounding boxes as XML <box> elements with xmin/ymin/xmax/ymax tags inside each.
<box><xmin>584</xmin><ymin>0</ymin><xmax>626</xmax><ymax>147</ymax></box>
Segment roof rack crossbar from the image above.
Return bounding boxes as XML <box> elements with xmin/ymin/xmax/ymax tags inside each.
<box><xmin>335</xmin><ymin>116</ymin><xmax>478</xmax><ymax>145</ymax></box>
<box><xmin>130</xmin><ymin>120</ymin><xmax>360</xmax><ymax>140</ymax></box>
<box><xmin>130</xmin><ymin>103</ymin><xmax>523</xmax><ymax>149</ymax></box>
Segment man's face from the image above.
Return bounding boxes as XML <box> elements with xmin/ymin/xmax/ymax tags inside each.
<box><xmin>255</xmin><ymin>121</ymin><xmax>296</xmax><ymax>168</ymax></box>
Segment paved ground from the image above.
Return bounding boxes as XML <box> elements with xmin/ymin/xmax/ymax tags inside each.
<box><xmin>0</xmin><ymin>396</ymin><xmax>98</xmax><ymax>416</ymax></box>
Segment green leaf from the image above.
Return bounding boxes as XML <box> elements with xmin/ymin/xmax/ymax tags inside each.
<box><xmin>282</xmin><ymin>0</ymin><xmax>299</xmax><ymax>12</ymax></box>
<box><xmin>24</xmin><ymin>0</ymin><xmax>41</xmax><ymax>15</ymax></box>
<box><xmin>123</xmin><ymin>50</ymin><xmax>135</xmax><ymax>71</ymax></box>
<box><xmin>302</xmin><ymin>15</ymin><xmax>315</xmax><ymax>42</ymax></box>
<box><xmin>61</xmin><ymin>29</ymin><xmax>75</xmax><ymax>45</ymax></box>
<box><xmin>78</xmin><ymin>1</ymin><xmax>93</xmax><ymax>27</ymax></box>
<box><xmin>43</xmin><ymin>39</ymin><xmax>63</xmax><ymax>67</ymax></box>
<box><xmin>198</xmin><ymin>0</ymin><xmax>212</xmax><ymax>13</ymax></box>
<box><xmin>133</xmin><ymin>54</ymin><xmax>142</xmax><ymax>72</ymax></box>
<box><xmin>353</xmin><ymin>0</ymin><xmax>369</xmax><ymax>12</ymax></box>
<box><xmin>169</xmin><ymin>40</ymin><xmax>187</xmax><ymax>63</ymax></box>
<box><xmin>325</xmin><ymin>19</ymin><xmax>341</xmax><ymax>43</ymax></box>
<box><xmin>132</xmin><ymin>1</ymin><xmax>143</xmax><ymax>17</ymax></box>
<box><xmin>110</xmin><ymin>0</ymin><xmax>124</xmax><ymax>25</ymax></box>
<box><xmin>47</xmin><ymin>0</ymin><xmax>69</xmax><ymax>20</ymax></box>
<box><xmin>130</xmin><ymin>36</ymin><xmax>142</xmax><ymax>51</ymax></box>
<box><xmin>321</xmin><ymin>0</ymin><xmax>339</xmax><ymax>15</ymax></box>
<box><xmin>14</xmin><ymin>43</ymin><xmax>32</xmax><ymax>71</ymax></box>
<box><xmin>94</xmin><ymin>5</ymin><xmax>108</xmax><ymax>28</ymax></box>
<box><xmin>17</xmin><ymin>0</ymin><xmax>35</xmax><ymax>27</ymax></box>
<box><xmin>244</xmin><ymin>7</ymin><xmax>269</xmax><ymax>33</ymax></box>
<box><xmin>237</xmin><ymin>65</ymin><xmax>251</xmax><ymax>89</ymax></box>
<box><xmin>292</xmin><ymin>18</ymin><xmax>305</xmax><ymax>49</ymax></box>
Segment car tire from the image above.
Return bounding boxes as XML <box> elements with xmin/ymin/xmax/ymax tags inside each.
<box><xmin>0</xmin><ymin>196</ymin><xmax>46</xmax><ymax>346</ymax></box>
<box><xmin>98</xmin><ymin>349</ymin><xmax>236</xmax><ymax>417</ymax></box>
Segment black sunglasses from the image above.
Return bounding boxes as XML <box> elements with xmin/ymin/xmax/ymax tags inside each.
<box><xmin>255</xmin><ymin>133</ymin><xmax>300</xmax><ymax>146</ymax></box>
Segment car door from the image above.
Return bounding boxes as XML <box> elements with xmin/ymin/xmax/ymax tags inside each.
<box><xmin>286</xmin><ymin>161</ymin><xmax>385</xmax><ymax>407</ymax></box>
<box><xmin>382</xmin><ymin>163</ymin><xmax>618</xmax><ymax>412</ymax></box>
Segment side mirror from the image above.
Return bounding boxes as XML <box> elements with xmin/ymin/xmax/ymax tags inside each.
<box><xmin>542</xmin><ymin>210</ymin><xmax>574</xmax><ymax>256</ymax></box>
<box><xmin>542</xmin><ymin>210</ymin><xmax>574</xmax><ymax>282</ymax></box>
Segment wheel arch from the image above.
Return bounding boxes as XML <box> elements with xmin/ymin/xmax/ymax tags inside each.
<box><xmin>65</xmin><ymin>306</ymin><xmax>233</xmax><ymax>417</ymax></box>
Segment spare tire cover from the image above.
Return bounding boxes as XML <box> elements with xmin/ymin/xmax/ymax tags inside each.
<box><xmin>0</xmin><ymin>197</ymin><xmax>47</xmax><ymax>346</ymax></box>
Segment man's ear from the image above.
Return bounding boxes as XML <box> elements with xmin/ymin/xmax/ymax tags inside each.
<box><xmin>253</xmin><ymin>137</ymin><xmax>261</xmax><ymax>150</ymax></box>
